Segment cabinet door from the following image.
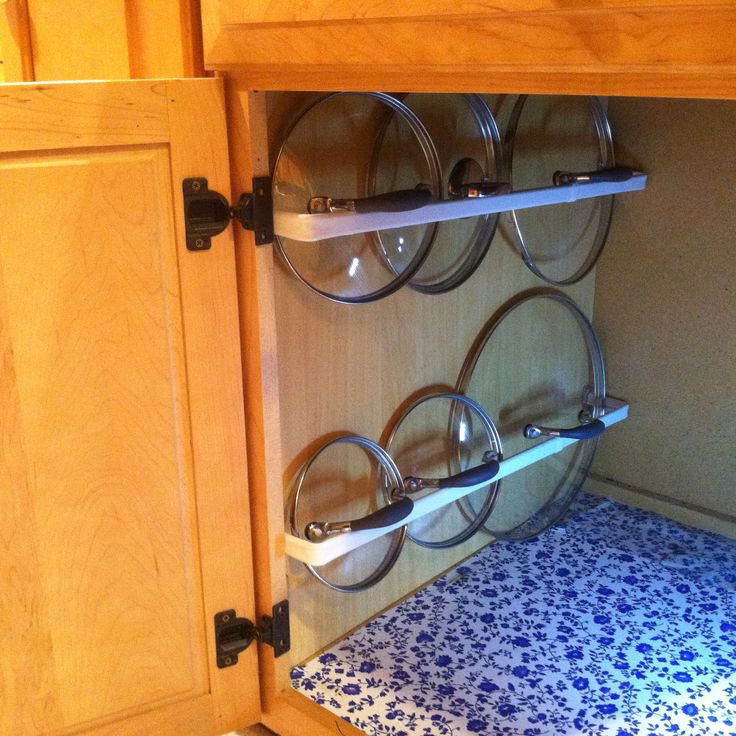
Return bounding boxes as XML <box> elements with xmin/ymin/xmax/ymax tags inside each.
<box><xmin>0</xmin><ymin>80</ymin><xmax>259</xmax><ymax>735</ymax></box>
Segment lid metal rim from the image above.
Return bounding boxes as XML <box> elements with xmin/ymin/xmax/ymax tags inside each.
<box><xmin>373</xmin><ymin>93</ymin><xmax>505</xmax><ymax>295</ymax></box>
<box><xmin>382</xmin><ymin>391</ymin><xmax>503</xmax><ymax>548</ymax></box>
<box><xmin>455</xmin><ymin>291</ymin><xmax>606</xmax><ymax>539</ymax></box>
<box><xmin>504</xmin><ymin>94</ymin><xmax>616</xmax><ymax>286</ymax></box>
<box><xmin>289</xmin><ymin>434</ymin><xmax>407</xmax><ymax>592</ymax></box>
<box><xmin>272</xmin><ymin>91</ymin><xmax>442</xmax><ymax>304</ymax></box>
<box><xmin>492</xmin><ymin>437</ymin><xmax>599</xmax><ymax>541</ymax></box>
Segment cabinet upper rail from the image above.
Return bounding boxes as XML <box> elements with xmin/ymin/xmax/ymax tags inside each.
<box><xmin>203</xmin><ymin>4</ymin><xmax>736</xmax><ymax>99</ymax></box>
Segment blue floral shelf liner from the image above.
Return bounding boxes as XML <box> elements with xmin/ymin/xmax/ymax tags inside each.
<box><xmin>291</xmin><ymin>494</ymin><xmax>736</xmax><ymax>736</ymax></box>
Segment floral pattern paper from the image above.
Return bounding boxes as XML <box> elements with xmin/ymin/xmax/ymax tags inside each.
<box><xmin>291</xmin><ymin>496</ymin><xmax>736</xmax><ymax>735</ymax></box>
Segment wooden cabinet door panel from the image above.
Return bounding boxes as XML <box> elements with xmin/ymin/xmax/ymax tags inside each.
<box><xmin>0</xmin><ymin>80</ymin><xmax>259</xmax><ymax>736</ymax></box>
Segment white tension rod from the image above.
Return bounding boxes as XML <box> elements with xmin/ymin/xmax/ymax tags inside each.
<box><xmin>273</xmin><ymin>174</ymin><xmax>648</xmax><ymax>242</ymax></box>
<box><xmin>284</xmin><ymin>398</ymin><xmax>629</xmax><ymax>567</ymax></box>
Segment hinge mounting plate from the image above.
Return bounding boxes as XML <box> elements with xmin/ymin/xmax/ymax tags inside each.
<box><xmin>182</xmin><ymin>176</ymin><xmax>273</xmax><ymax>251</ymax></box>
<box><xmin>214</xmin><ymin>601</ymin><xmax>290</xmax><ymax>668</ymax></box>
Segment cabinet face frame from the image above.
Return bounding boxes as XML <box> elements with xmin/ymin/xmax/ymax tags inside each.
<box><xmin>202</xmin><ymin>1</ymin><xmax>736</xmax><ymax>99</ymax></box>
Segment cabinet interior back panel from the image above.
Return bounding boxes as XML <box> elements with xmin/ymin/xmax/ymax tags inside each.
<box><xmin>593</xmin><ymin>98</ymin><xmax>736</xmax><ymax>521</ymax></box>
<box><xmin>267</xmin><ymin>93</ymin><xmax>600</xmax><ymax>662</ymax></box>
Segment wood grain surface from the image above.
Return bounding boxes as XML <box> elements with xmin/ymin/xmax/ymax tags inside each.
<box><xmin>0</xmin><ymin>79</ymin><xmax>260</xmax><ymax>736</ymax></box>
<box><xmin>202</xmin><ymin>2</ymin><xmax>736</xmax><ymax>99</ymax></box>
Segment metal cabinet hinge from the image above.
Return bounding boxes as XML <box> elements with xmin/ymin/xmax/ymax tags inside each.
<box><xmin>182</xmin><ymin>176</ymin><xmax>273</xmax><ymax>251</ymax></box>
<box><xmin>214</xmin><ymin>601</ymin><xmax>290</xmax><ymax>668</ymax></box>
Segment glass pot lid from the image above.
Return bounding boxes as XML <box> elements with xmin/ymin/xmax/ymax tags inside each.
<box><xmin>372</xmin><ymin>94</ymin><xmax>503</xmax><ymax>293</ymax></box>
<box><xmin>272</xmin><ymin>92</ymin><xmax>442</xmax><ymax>303</ymax></box>
<box><xmin>505</xmin><ymin>95</ymin><xmax>615</xmax><ymax>285</ymax></box>
<box><xmin>288</xmin><ymin>435</ymin><xmax>407</xmax><ymax>592</ymax></box>
<box><xmin>382</xmin><ymin>392</ymin><xmax>502</xmax><ymax>548</ymax></box>
<box><xmin>456</xmin><ymin>292</ymin><xmax>606</xmax><ymax>540</ymax></box>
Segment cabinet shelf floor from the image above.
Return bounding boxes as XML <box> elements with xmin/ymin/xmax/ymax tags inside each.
<box><xmin>292</xmin><ymin>494</ymin><xmax>736</xmax><ymax>735</ymax></box>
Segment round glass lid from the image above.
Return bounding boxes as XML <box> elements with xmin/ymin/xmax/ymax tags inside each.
<box><xmin>288</xmin><ymin>435</ymin><xmax>407</xmax><ymax>592</ymax></box>
<box><xmin>456</xmin><ymin>293</ymin><xmax>606</xmax><ymax>540</ymax></box>
<box><xmin>272</xmin><ymin>92</ymin><xmax>441</xmax><ymax>303</ymax></box>
<box><xmin>505</xmin><ymin>95</ymin><xmax>615</xmax><ymax>285</ymax></box>
<box><xmin>372</xmin><ymin>94</ymin><xmax>503</xmax><ymax>293</ymax></box>
<box><xmin>383</xmin><ymin>392</ymin><xmax>502</xmax><ymax>548</ymax></box>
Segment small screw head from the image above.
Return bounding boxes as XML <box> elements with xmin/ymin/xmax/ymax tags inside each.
<box><xmin>191</xmin><ymin>180</ymin><xmax>201</xmax><ymax>192</ymax></box>
<box><xmin>224</xmin><ymin>656</ymin><xmax>233</xmax><ymax>665</ymax></box>
<box><xmin>194</xmin><ymin>238</ymin><xmax>206</xmax><ymax>249</ymax></box>
<box><xmin>221</xmin><ymin>613</ymin><xmax>231</xmax><ymax>623</ymax></box>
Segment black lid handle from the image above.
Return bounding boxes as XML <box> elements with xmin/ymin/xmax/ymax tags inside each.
<box><xmin>524</xmin><ymin>419</ymin><xmax>606</xmax><ymax>440</ymax></box>
<box><xmin>553</xmin><ymin>166</ymin><xmax>635</xmax><ymax>186</ymax></box>
<box><xmin>305</xmin><ymin>497</ymin><xmax>414</xmax><ymax>542</ymax></box>
<box><xmin>438</xmin><ymin>459</ymin><xmax>501</xmax><ymax>489</ymax></box>
<box><xmin>308</xmin><ymin>186</ymin><xmax>432</xmax><ymax>214</ymax></box>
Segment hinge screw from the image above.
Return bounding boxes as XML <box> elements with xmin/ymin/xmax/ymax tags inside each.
<box><xmin>194</xmin><ymin>238</ymin><xmax>205</xmax><ymax>249</ymax></box>
<box><xmin>221</xmin><ymin>613</ymin><xmax>231</xmax><ymax>623</ymax></box>
<box><xmin>191</xmin><ymin>180</ymin><xmax>201</xmax><ymax>192</ymax></box>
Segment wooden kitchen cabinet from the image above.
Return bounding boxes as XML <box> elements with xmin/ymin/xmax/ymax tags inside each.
<box><xmin>2</xmin><ymin>4</ymin><xmax>736</xmax><ymax>734</ymax></box>
<box><xmin>200</xmin><ymin>6</ymin><xmax>736</xmax><ymax>729</ymax></box>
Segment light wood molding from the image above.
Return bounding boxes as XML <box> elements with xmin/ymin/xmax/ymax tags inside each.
<box><xmin>165</xmin><ymin>77</ymin><xmax>261</xmax><ymax>730</ymax></box>
<box><xmin>202</xmin><ymin>3</ymin><xmax>736</xmax><ymax>99</ymax></box>
<box><xmin>224</xmin><ymin>75</ymin><xmax>294</xmax><ymax>700</ymax></box>
<box><xmin>586</xmin><ymin>475</ymin><xmax>736</xmax><ymax>541</ymax></box>
<box><xmin>263</xmin><ymin>689</ymin><xmax>366</xmax><ymax>736</ymax></box>
<box><xmin>218</xmin><ymin>0</ymin><xmax>736</xmax><ymax>24</ymax></box>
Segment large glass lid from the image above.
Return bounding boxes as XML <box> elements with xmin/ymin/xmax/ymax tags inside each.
<box><xmin>456</xmin><ymin>293</ymin><xmax>605</xmax><ymax>540</ymax></box>
<box><xmin>272</xmin><ymin>92</ymin><xmax>441</xmax><ymax>303</ymax></box>
<box><xmin>372</xmin><ymin>94</ymin><xmax>503</xmax><ymax>293</ymax></box>
<box><xmin>383</xmin><ymin>392</ymin><xmax>502</xmax><ymax>548</ymax></box>
<box><xmin>506</xmin><ymin>95</ymin><xmax>615</xmax><ymax>285</ymax></box>
<box><xmin>288</xmin><ymin>435</ymin><xmax>407</xmax><ymax>592</ymax></box>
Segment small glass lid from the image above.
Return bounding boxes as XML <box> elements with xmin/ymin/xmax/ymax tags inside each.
<box><xmin>272</xmin><ymin>92</ymin><xmax>441</xmax><ymax>303</ymax></box>
<box><xmin>373</xmin><ymin>94</ymin><xmax>503</xmax><ymax>293</ymax></box>
<box><xmin>383</xmin><ymin>392</ymin><xmax>502</xmax><ymax>548</ymax></box>
<box><xmin>456</xmin><ymin>292</ymin><xmax>605</xmax><ymax>540</ymax></box>
<box><xmin>288</xmin><ymin>435</ymin><xmax>407</xmax><ymax>592</ymax></box>
<box><xmin>505</xmin><ymin>95</ymin><xmax>615</xmax><ymax>285</ymax></box>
